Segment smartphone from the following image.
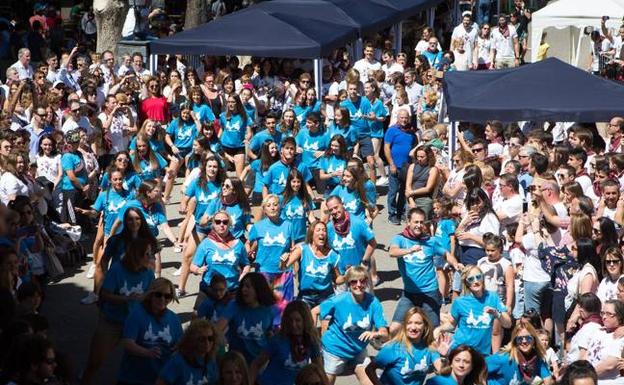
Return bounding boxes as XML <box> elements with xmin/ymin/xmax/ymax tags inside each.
<box><xmin>522</xmin><ymin>201</ymin><xmax>529</xmax><ymax>213</ymax></box>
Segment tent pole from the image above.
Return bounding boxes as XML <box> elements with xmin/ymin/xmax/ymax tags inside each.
<box><xmin>574</xmin><ymin>28</ymin><xmax>584</xmax><ymax>67</ymax></box>
<box><xmin>427</xmin><ymin>8</ymin><xmax>435</xmax><ymax>28</ymax></box>
<box><xmin>355</xmin><ymin>38</ymin><xmax>363</xmax><ymax>61</ymax></box>
<box><xmin>313</xmin><ymin>58</ymin><xmax>323</xmax><ymax>100</ymax></box>
<box><xmin>393</xmin><ymin>22</ymin><xmax>403</xmax><ymax>54</ymax></box>
<box><xmin>149</xmin><ymin>54</ymin><xmax>156</xmax><ymax>74</ymax></box>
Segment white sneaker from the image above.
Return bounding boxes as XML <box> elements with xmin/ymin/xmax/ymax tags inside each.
<box><xmin>375</xmin><ymin>176</ymin><xmax>389</xmax><ymax>186</ymax></box>
<box><xmin>80</xmin><ymin>292</ymin><xmax>98</xmax><ymax>305</ymax></box>
<box><xmin>85</xmin><ymin>263</ymin><xmax>96</xmax><ymax>279</ymax></box>
<box><xmin>172</xmin><ymin>267</ymin><xmax>182</xmax><ymax>276</ymax></box>
<box><xmin>175</xmin><ymin>288</ymin><xmax>188</xmax><ymax>298</ymax></box>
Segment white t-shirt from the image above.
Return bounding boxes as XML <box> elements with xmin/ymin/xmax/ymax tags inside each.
<box><xmin>405</xmin><ymin>83</ymin><xmax>422</xmax><ymax>107</ymax></box>
<box><xmin>566</xmin><ymin>263</ymin><xmax>598</xmax><ymax>310</ymax></box>
<box><xmin>522</xmin><ymin>231</ymin><xmax>559</xmax><ymax>282</ymax></box>
<box><xmin>98</xmin><ymin>111</ymin><xmax>131</xmax><ymax>154</ymax></box>
<box><xmin>352</xmin><ymin>58</ymin><xmax>381</xmax><ymax>83</ymax></box>
<box><xmin>444</xmin><ymin>168</ymin><xmax>466</xmax><ymax>201</ymax></box>
<box><xmin>591</xmin><ymin>39</ymin><xmax>612</xmax><ymax>72</ymax></box>
<box><xmin>566</xmin><ymin>321</ymin><xmax>603</xmax><ymax>364</ymax></box>
<box><xmin>585</xmin><ymin>330</ymin><xmax>624</xmax><ymax>385</ymax></box>
<box><xmin>553</xmin><ymin>202</ymin><xmax>569</xmax><ymax>219</ymax></box>
<box><xmin>575</xmin><ymin>174</ymin><xmax>593</xmax><ymax>196</ymax></box>
<box><xmin>459</xmin><ymin>212</ymin><xmax>500</xmax><ymax>248</ymax></box>
<box><xmin>36</xmin><ymin>154</ymin><xmax>61</xmax><ymax>184</ymax></box>
<box><xmin>491</xmin><ymin>24</ymin><xmax>518</xmax><ymax>59</ymax></box>
<box><xmin>381</xmin><ymin>62</ymin><xmax>404</xmax><ymax>78</ymax></box>
<box><xmin>493</xmin><ymin>194</ymin><xmax>522</xmax><ymax>227</ymax></box>
<box><xmin>476</xmin><ymin>36</ymin><xmax>492</xmax><ymax>65</ymax></box>
<box><xmin>0</xmin><ymin>172</ymin><xmax>29</xmax><ymax>204</ymax></box>
<box><xmin>451</xmin><ymin>24</ymin><xmax>478</xmax><ymax>59</ymax></box>
<box><xmin>597</xmin><ymin>276</ymin><xmax>623</xmax><ymax>303</ymax></box>
<box><xmin>477</xmin><ymin>256</ymin><xmax>512</xmax><ymax>302</ymax></box>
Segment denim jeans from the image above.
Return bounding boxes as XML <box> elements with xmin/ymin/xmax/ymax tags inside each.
<box><xmin>387</xmin><ymin>170</ymin><xmax>405</xmax><ymax>218</ymax></box>
<box><xmin>392</xmin><ymin>290</ymin><xmax>442</xmax><ymax>326</ymax></box>
<box><xmin>523</xmin><ymin>280</ymin><xmax>552</xmax><ymax>318</ymax></box>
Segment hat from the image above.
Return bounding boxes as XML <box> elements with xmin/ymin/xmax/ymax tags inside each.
<box><xmin>462</xmin><ymin>10</ymin><xmax>472</xmax><ymax>18</ymax></box>
<box><xmin>427</xmin><ymin>138</ymin><xmax>445</xmax><ymax>150</ymax></box>
<box><xmin>65</xmin><ymin>129</ymin><xmax>81</xmax><ymax>144</ymax></box>
<box><xmin>53</xmin><ymin>80</ymin><xmax>65</xmax><ymax>88</ymax></box>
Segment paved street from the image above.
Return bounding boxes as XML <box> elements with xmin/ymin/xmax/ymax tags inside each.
<box><xmin>41</xmin><ymin>178</ymin><xmax>406</xmax><ymax>385</ymax></box>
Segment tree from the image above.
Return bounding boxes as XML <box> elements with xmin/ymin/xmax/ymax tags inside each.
<box><xmin>184</xmin><ymin>0</ymin><xmax>208</xmax><ymax>30</ymax></box>
<box><xmin>94</xmin><ymin>0</ymin><xmax>129</xmax><ymax>53</ymax></box>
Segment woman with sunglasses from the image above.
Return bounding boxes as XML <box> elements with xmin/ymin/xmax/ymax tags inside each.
<box><xmin>203</xmin><ymin>177</ymin><xmax>251</xmax><ymax>240</ymax></box>
<box><xmin>456</xmin><ymin>188</ymin><xmax>500</xmax><ymax>266</ymax></box>
<box><xmin>598</xmin><ymin>247</ymin><xmax>624</xmax><ymax>302</ymax></box>
<box><xmin>156</xmin><ymin>319</ymin><xmax>220</xmax><ymax>385</ymax></box>
<box><xmin>426</xmin><ymin>345</ymin><xmax>487</xmax><ymax>385</ymax></box>
<box><xmin>99</xmin><ymin>151</ymin><xmax>141</xmax><ymax>193</ymax></box>
<box><xmin>81</xmin><ymin>239</ymin><xmax>155</xmax><ymax>385</ymax></box>
<box><xmin>250</xmin><ymin>301</ymin><xmax>322</xmax><ymax>385</ymax></box>
<box><xmin>139</xmin><ymin>78</ymin><xmax>169</xmax><ymax>124</ymax></box>
<box><xmin>486</xmin><ymin>322</ymin><xmax>552</xmax><ymax>385</ymax></box>
<box><xmin>439</xmin><ymin>265</ymin><xmax>511</xmax><ymax>356</ymax></box>
<box><xmin>191</xmin><ymin>210</ymin><xmax>250</xmax><ymax>294</ymax></box>
<box><xmin>319</xmin><ymin>266</ymin><xmax>388</xmax><ymax>385</ymax></box>
<box><xmin>217</xmin><ymin>272</ymin><xmax>276</xmax><ymax>363</ymax></box>
<box><xmin>119</xmin><ymin>278</ymin><xmax>183</xmax><ymax>385</ymax></box>
<box><xmin>366</xmin><ymin>307</ymin><xmax>451</xmax><ymax>385</ymax></box>
<box><xmin>592</xmin><ymin>217</ymin><xmax>619</xmax><ymax>257</ymax></box>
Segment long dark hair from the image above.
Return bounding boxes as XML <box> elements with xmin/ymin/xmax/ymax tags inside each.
<box><xmin>324</xmin><ymin>135</ymin><xmax>348</xmax><ymax>159</ymax></box>
<box><xmin>199</xmin><ymin>155</ymin><xmax>226</xmax><ymax>190</ymax></box>
<box><xmin>440</xmin><ymin>345</ymin><xmax>487</xmax><ymax>385</ymax></box>
<box><xmin>37</xmin><ymin>133</ymin><xmax>58</xmax><ymax>156</ymax></box>
<box><xmin>282</xmin><ymin>168</ymin><xmax>313</xmax><ymax>209</ymax></box>
<box><xmin>235</xmin><ymin>273</ymin><xmax>276</xmax><ymax>307</ymax></box>
<box><xmin>225</xmin><ymin>94</ymin><xmax>248</xmax><ymax>121</ymax></box>
<box><xmin>132</xmin><ymin>133</ymin><xmax>160</xmax><ymax>174</ymax></box>
<box><xmin>464</xmin><ymin>188</ymin><xmax>496</xmax><ymax>219</ymax></box>
<box><xmin>280</xmin><ymin>301</ymin><xmax>320</xmax><ymax>359</ymax></box>
<box><xmin>224</xmin><ymin>177</ymin><xmax>250</xmax><ymax>215</ymax></box>
<box><xmin>119</xmin><ymin>207</ymin><xmax>157</xmax><ymax>250</ymax></box>
<box><xmin>597</xmin><ymin>217</ymin><xmax>618</xmax><ymax>250</ymax></box>
<box><xmin>260</xmin><ymin>140</ymin><xmax>279</xmax><ymax>173</ymax></box>
<box><xmin>121</xmin><ymin>237</ymin><xmax>151</xmax><ymax>272</ymax></box>
<box><xmin>463</xmin><ymin>164</ymin><xmax>483</xmax><ymax>191</ymax></box>
<box><xmin>576</xmin><ymin>238</ymin><xmax>602</xmax><ymax>281</ymax></box>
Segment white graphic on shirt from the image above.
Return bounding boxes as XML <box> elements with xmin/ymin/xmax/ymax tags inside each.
<box><xmin>145</xmin><ymin>215</ymin><xmax>156</xmax><ymax>227</ymax></box>
<box><xmin>305</xmin><ymin>261</ymin><xmax>329</xmax><ymax>277</ymax></box>
<box><xmin>212</xmin><ymin>249</ymin><xmax>237</xmax><ymax>264</ymax></box>
<box><xmin>509</xmin><ymin>371</ymin><xmax>521</xmax><ymax>385</ymax></box>
<box><xmin>225</xmin><ymin>120</ymin><xmax>241</xmax><ymax>131</ymax></box>
<box><xmin>400</xmin><ymin>355</ymin><xmax>429</xmax><ymax>376</ymax></box>
<box><xmin>277</xmin><ymin>173</ymin><xmax>287</xmax><ymax>187</ymax></box>
<box><xmin>284</xmin><ymin>353</ymin><xmax>308</xmax><ymax>370</ymax></box>
<box><xmin>107</xmin><ymin>200</ymin><xmax>127</xmax><ymax>214</ymax></box>
<box><xmin>404</xmin><ymin>249</ymin><xmax>427</xmax><ymax>263</ymax></box>
<box><xmin>237</xmin><ymin>319</ymin><xmax>264</xmax><ymax>340</ymax></box>
<box><xmin>343</xmin><ymin>199</ymin><xmax>358</xmax><ymax>212</ymax></box>
<box><xmin>303</xmin><ymin>140</ymin><xmax>319</xmax><ymax>151</ymax></box>
<box><xmin>119</xmin><ymin>281</ymin><xmax>144</xmax><ymax>296</ymax></box>
<box><xmin>466</xmin><ymin>309</ymin><xmax>492</xmax><ymax>327</ymax></box>
<box><xmin>262</xmin><ymin>232</ymin><xmax>286</xmax><ymax>246</ymax></box>
<box><xmin>143</xmin><ymin>323</ymin><xmax>173</xmax><ymax>343</ymax></box>
<box><xmin>327</xmin><ymin>163</ymin><xmax>344</xmax><ymax>174</ymax></box>
<box><xmin>285</xmin><ymin>205</ymin><xmax>304</xmax><ymax>218</ymax></box>
<box><xmin>332</xmin><ymin>233</ymin><xmax>355</xmax><ymax>249</ymax></box>
<box><xmin>343</xmin><ymin>313</ymin><xmax>370</xmax><ymax>331</ymax></box>
<box><xmin>198</xmin><ymin>189</ymin><xmax>218</xmax><ymax>203</ymax></box>
<box><xmin>177</xmin><ymin>127</ymin><xmax>193</xmax><ymax>140</ymax></box>
<box><xmin>185</xmin><ymin>374</ymin><xmax>209</xmax><ymax>385</ymax></box>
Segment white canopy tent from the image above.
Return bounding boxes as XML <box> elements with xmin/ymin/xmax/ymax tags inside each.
<box><xmin>530</xmin><ymin>0</ymin><xmax>624</xmax><ymax>65</ymax></box>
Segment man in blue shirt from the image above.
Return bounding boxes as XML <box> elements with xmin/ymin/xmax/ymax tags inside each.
<box><xmin>383</xmin><ymin>110</ymin><xmax>417</xmax><ymax>225</ymax></box>
<box><xmin>247</xmin><ymin>112</ymin><xmax>281</xmax><ymax>161</ymax></box>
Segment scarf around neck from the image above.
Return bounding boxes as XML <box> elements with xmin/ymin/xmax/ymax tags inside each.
<box><xmin>401</xmin><ymin>226</ymin><xmax>428</xmax><ymax>241</ymax></box>
<box><xmin>207</xmin><ymin>229</ymin><xmax>235</xmax><ymax>245</ymax></box>
<box><xmin>517</xmin><ymin>351</ymin><xmax>538</xmax><ymax>383</ymax></box>
<box><xmin>333</xmin><ymin>211</ymin><xmax>351</xmax><ymax>236</ymax></box>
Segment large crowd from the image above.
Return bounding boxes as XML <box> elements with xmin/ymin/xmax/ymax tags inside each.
<box><xmin>1</xmin><ymin>1</ymin><xmax>624</xmax><ymax>385</ymax></box>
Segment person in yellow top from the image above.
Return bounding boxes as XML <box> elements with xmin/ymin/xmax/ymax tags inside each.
<box><xmin>537</xmin><ymin>31</ymin><xmax>550</xmax><ymax>61</ymax></box>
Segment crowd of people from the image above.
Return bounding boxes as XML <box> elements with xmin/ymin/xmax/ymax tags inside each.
<box><xmin>1</xmin><ymin>1</ymin><xmax>624</xmax><ymax>385</ymax></box>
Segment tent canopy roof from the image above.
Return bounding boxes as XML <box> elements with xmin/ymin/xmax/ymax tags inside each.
<box><xmin>442</xmin><ymin>58</ymin><xmax>624</xmax><ymax>122</ymax></box>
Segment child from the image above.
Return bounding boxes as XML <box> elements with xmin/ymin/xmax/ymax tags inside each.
<box><xmin>432</xmin><ymin>198</ymin><xmax>456</xmax><ymax>303</ymax></box>
<box><xmin>477</xmin><ymin>233</ymin><xmax>514</xmax><ymax>353</ymax></box>
<box><xmin>195</xmin><ymin>274</ymin><xmax>232</xmax><ymax>323</ymax></box>
<box><xmin>537</xmin><ymin>328</ymin><xmax>560</xmax><ymax>379</ymax></box>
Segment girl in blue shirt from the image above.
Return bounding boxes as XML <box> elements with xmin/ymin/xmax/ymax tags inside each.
<box><xmin>130</xmin><ymin>133</ymin><xmax>168</xmax><ymax>184</ymax></box>
<box><xmin>219</xmin><ymin>94</ymin><xmax>249</xmax><ymax>178</ymax></box>
<box><xmin>195</xmin><ymin>274</ymin><xmax>232</xmax><ymax>322</ymax></box>
<box><xmin>278</xmin><ymin>109</ymin><xmax>300</xmax><ymax>138</ymax></box>
<box><xmin>319</xmin><ymin>135</ymin><xmax>349</xmax><ymax>196</ymax></box>
<box><xmin>119</xmin><ymin>278</ymin><xmax>183</xmax><ymax>385</ymax></box>
<box><xmin>191</xmin><ymin>210</ymin><xmax>251</xmax><ymax>293</ymax></box>
<box><xmin>327</xmin><ymin>107</ymin><xmax>357</xmax><ymax>151</ymax></box>
<box><xmin>438</xmin><ymin>266</ymin><xmax>512</xmax><ymax>356</ymax></box>
<box><xmin>216</xmin><ymin>273</ymin><xmax>277</xmax><ymax>363</ymax></box>
<box><xmin>427</xmin><ymin>345</ymin><xmax>487</xmax><ymax>385</ymax></box>
<box><xmin>130</xmin><ymin>119</ymin><xmax>167</xmax><ymax>157</ymax></box>
<box><xmin>184</xmin><ymin>138</ymin><xmax>208</xmax><ymax>179</ymax></box>
<box><xmin>347</xmin><ymin>157</ymin><xmax>378</xmax><ymax>218</ymax></box>
<box><xmin>250</xmin><ymin>301</ymin><xmax>322</xmax><ymax>385</ymax></box>
<box><xmin>248</xmin><ymin>194</ymin><xmax>295</xmax><ymax>319</ymax></box>
<box><xmin>486</xmin><ymin>323</ymin><xmax>553</xmax><ymax>385</ymax></box>
<box><xmin>432</xmin><ymin>198</ymin><xmax>457</xmax><ymax>303</ymax></box>
<box><xmin>281</xmin><ymin>221</ymin><xmax>343</xmax><ymax>310</ymax></box>
<box><xmin>203</xmin><ymin>177</ymin><xmax>251</xmax><ymax>240</ymax></box>
<box><xmin>189</xmin><ymin>86</ymin><xmax>217</xmax><ymax>123</ymax></box>
<box><xmin>366</xmin><ymin>307</ymin><xmax>450</xmax><ymax>385</ymax></box>
<box><xmin>330</xmin><ymin>167</ymin><xmax>374</xmax><ymax>224</ymax></box>
<box><xmin>319</xmin><ymin>266</ymin><xmax>388</xmax><ymax>384</ymax></box>
<box><xmin>156</xmin><ymin>319</ymin><xmax>220</xmax><ymax>385</ymax></box>
<box><xmin>81</xmin><ymin>239</ymin><xmax>155</xmax><ymax>385</ymax></box>
<box><xmin>197</xmin><ymin>122</ymin><xmax>222</xmax><ymax>157</ymax></box>
<box><xmin>281</xmin><ymin>169</ymin><xmax>315</xmax><ymax>243</ymax></box>
<box><xmin>100</xmin><ymin>151</ymin><xmax>141</xmax><ymax>193</ymax></box>
<box><xmin>241</xmin><ymin>140</ymin><xmax>279</xmax><ymax>206</ymax></box>
<box><xmin>364</xmin><ymin>80</ymin><xmax>389</xmax><ymax>186</ymax></box>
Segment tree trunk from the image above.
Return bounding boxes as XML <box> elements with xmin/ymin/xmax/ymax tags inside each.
<box><xmin>184</xmin><ymin>0</ymin><xmax>207</xmax><ymax>30</ymax></box>
<box><xmin>94</xmin><ymin>0</ymin><xmax>129</xmax><ymax>54</ymax></box>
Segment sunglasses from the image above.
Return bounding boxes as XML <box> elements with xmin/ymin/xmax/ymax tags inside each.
<box><xmin>153</xmin><ymin>292</ymin><xmax>173</xmax><ymax>300</ymax></box>
<box><xmin>466</xmin><ymin>274</ymin><xmax>483</xmax><ymax>284</ymax></box>
<box><xmin>601</xmin><ymin>311</ymin><xmax>617</xmax><ymax>318</ymax></box>
<box><xmin>593</xmin><ymin>228</ymin><xmax>602</xmax><ymax>234</ymax></box>
<box><xmin>515</xmin><ymin>335</ymin><xmax>534</xmax><ymax>344</ymax></box>
<box><xmin>349</xmin><ymin>278</ymin><xmax>368</xmax><ymax>286</ymax></box>
<box><xmin>214</xmin><ymin>219</ymin><xmax>229</xmax><ymax>225</ymax></box>
<box><xmin>606</xmin><ymin>259</ymin><xmax>622</xmax><ymax>266</ymax></box>
<box><xmin>71</xmin><ymin>109</ymin><xmax>80</xmax><ymax>113</ymax></box>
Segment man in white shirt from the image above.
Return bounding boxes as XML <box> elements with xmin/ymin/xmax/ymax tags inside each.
<box><xmin>535</xmin><ymin>179</ymin><xmax>568</xmax><ymax>219</ymax></box>
<box><xmin>493</xmin><ymin>173</ymin><xmax>523</xmax><ymax>227</ymax></box>
<box><xmin>602</xmin><ymin>18</ymin><xmax>624</xmax><ymax>59</ymax></box>
<box><xmin>353</xmin><ymin>42</ymin><xmax>381</xmax><ymax>83</ymax></box>
<box><xmin>62</xmin><ymin>101</ymin><xmax>93</xmax><ymax>136</ymax></box>
<box><xmin>99</xmin><ymin>50</ymin><xmax>118</xmax><ymax>90</ymax></box>
<box><xmin>491</xmin><ymin>14</ymin><xmax>520</xmax><ymax>69</ymax></box>
<box><xmin>10</xmin><ymin>48</ymin><xmax>34</xmax><ymax>80</ymax></box>
<box><xmin>381</xmin><ymin>50</ymin><xmax>404</xmax><ymax>78</ymax></box>
<box><xmin>45</xmin><ymin>53</ymin><xmax>59</xmax><ymax>83</ymax></box>
<box><xmin>403</xmin><ymin>70</ymin><xmax>422</xmax><ymax>107</ymax></box>
<box><xmin>131</xmin><ymin>53</ymin><xmax>151</xmax><ymax>77</ymax></box>
<box><xmin>597</xmin><ymin>180</ymin><xmax>620</xmax><ymax>221</ymax></box>
<box><xmin>451</xmin><ymin>12</ymin><xmax>478</xmax><ymax>64</ymax></box>
<box><xmin>588</xmin><ymin>30</ymin><xmax>612</xmax><ymax>74</ymax></box>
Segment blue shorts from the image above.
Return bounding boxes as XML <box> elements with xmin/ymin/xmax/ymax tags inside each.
<box><xmin>358</xmin><ymin>137</ymin><xmax>374</xmax><ymax>158</ymax></box>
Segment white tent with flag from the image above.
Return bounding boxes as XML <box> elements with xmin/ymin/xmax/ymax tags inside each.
<box><xmin>530</xmin><ymin>0</ymin><xmax>624</xmax><ymax>65</ymax></box>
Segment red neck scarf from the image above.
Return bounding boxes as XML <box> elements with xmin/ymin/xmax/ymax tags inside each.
<box><xmin>333</xmin><ymin>212</ymin><xmax>351</xmax><ymax>236</ymax></box>
<box><xmin>401</xmin><ymin>226</ymin><xmax>427</xmax><ymax>241</ymax></box>
<box><xmin>576</xmin><ymin>169</ymin><xmax>588</xmax><ymax>178</ymax></box>
<box><xmin>610</xmin><ymin>135</ymin><xmax>622</xmax><ymax>153</ymax></box>
<box><xmin>517</xmin><ymin>351</ymin><xmax>538</xmax><ymax>384</ymax></box>
<box><xmin>207</xmin><ymin>229</ymin><xmax>235</xmax><ymax>245</ymax></box>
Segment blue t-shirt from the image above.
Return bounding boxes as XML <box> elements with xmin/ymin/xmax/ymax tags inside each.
<box><xmin>243</xmin><ymin>103</ymin><xmax>256</xmax><ymax>124</ymax></box>
<box><xmin>340</xmin><ymin>97</ymin><xmax>372</xmax><ymax>138</ymax></box>
<box><xmin>384</xmin><ymin>125</ymin><xmax>417</xmax><ymax>169</ymax></box>
<box><xmin>219</xmin><ymin>113</ymin><xmax>248</xmax><ymax>149</ymax></box>
<box><xmin>205</xmin><ymin>199</ymin><xmax>249</xmax><ymax>240</ymax></box>
<box><xmin>197</xmin><ymin>295</ymin><xmax>231</xmax><ymax>323</ymax></box>
<box><xmin>327</xmin><ymin>216</ymin><xmax>375</xmax><ymax>274</ymax></box>
<box><xmin>100</xmin><ymin>171</ymin><xmax>141</xmax><ymax>193</ymax></box>
<box><xmin>435</xmin><ymin>218</ymin><xmax>456</xmax><ymax>253</ymax></box>
<box><xmin>119</xmin><ymin>305</ymin><xmax>183</xmax><ymax>385</ymax></box>
<box><xmin>298</xmin><ymin>243</ymin><xmax>340</xmax><ymax>292</ymax></box>
<box><xmin>262</xmin><ymin>160</ymin><xmax>312</xmax><ymax>195</ymax></box>
<box><xmin>327</xmin><ymin>122</ymin><xmax>357</xmax><ymax>150</ymax></box>
<box><xmin>103</xmin><ymin>234</ymin><xmax>131</xmax><ymax>264</ymax></box>
<box><xmin>117</xmin><ymin>199</ymin><xmax>167</xmax><ymax>236</ymax></box>
<box><xmin>249</xmin><ymin>129</ymin><xmax>282</xmax><ymax>155</ymax></box>
<box><xmin>364</xmin><ymin>179</ymin><xmax>377</xmax><ymax>208</ymax></box>
<box><xmin>280</xmin><ymin>195</ymin><xmax>310</xmax><ymax>242</ymax></box>
<box><xmin>486</xmin><ymin>352</ymin><xmax>552</xmax><ymax>385</ymax></box>
<box><xmin>129</xmin><ymin>136</ymin><xmax>166</xmax><ymax>155</ymax></box>
<box><xmin>450</xmin><ymin>291</ymin><xmax>507</xmax><ymax>355</ymax></box>
<box><xmin>295</xmin><ymin>128</ymin><xmax>328</xmax><ymax>169</ymax></box>
<box><xmin>427</xmin><ymin>374</ymin><xmax>459</xmax><ymax>385</ymax></box>
<box><xmin>390</xmin><ymin>235</ymin><xmax>447</xmax><ymax>294</ymax></box>
<box><xmin>166</xmin><ymin>118</ymin><xmax>199</xmax><ymax>150</ymax></box>
<box><xmin>375</xmin><ymin>341</ymin><xmax>440</xmax><ymax>385</ymax></box>
<box><xmin>249</xmin><ymin>218</ymin><xmax>293</xmax><ymax>273</ymax></box>
<box><xmin>158</xmin><ymin>352</ymin><xmax>218</xmax><ymax>385</ymax></box>
<box><xmin>192</xmin><ymin>103</ymin><xmax>217</xmax><ymax>123</ymax></box>
<box><xmin>220</xmin><ymin>301</ymin><xmax>275</xmax><ymax>363</ymax></box>
<box><xmin>320</xmin><ymin>292</ymin><xmax>387</xmax><ymax>359</ymax></box>
<box><xmin>100</xmin><ymin>262</ymin><xmax>155</xmax><ymax>324</ymax></box>
<box><xmin>330</xmin><ymin>185</ymin><xmax>367</xmax><ymax>222</ymax></box>
<box><xmin>60</xmin><ymin>151</ymin><xmax>88</xmax><ymax>191</ymax></box>
<box><xmin>368</xmin><ymin>98</ymin><xmax>388</xmax><ymax>138</ymax></box>
<box><xmin>130</xmin><ymin>152</ymin><xmax>168</xmax><ymax>182</ymax></box>
<box><xmin>92</xmin><ymin>188</ymin><xmax>133</xmax><ymax>235</ymax></box>
<box><xmin>185</xmin><ymin>179</ymin><xmax>221</xmax><ymax>223</ymax></box>
<box><xmin>192</xmin><ymin>238</ymin><xmax>249</xmax><ymax>291</ymax></box>
<box><xmin>258</xmin><ymin>334</ymin><xmax>321</xmax><ymax>385</ymax></box>
<box><xmin>250</xmin><ymin>159</ymin><xmax>273</xmax><ymax>194</ymax></box>
<box><xmin>318</xmin><ymin>155</ymin><xmax>347</xmax><ymax>190</ymax></box>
